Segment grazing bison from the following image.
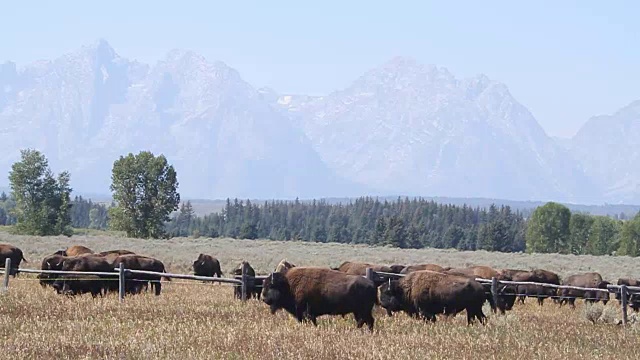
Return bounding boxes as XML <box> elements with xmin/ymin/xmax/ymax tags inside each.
<box><xmin>64</xmin><ymin>245</ymin><xmax>94</xmax><ymax>257</ymax></box>
<box><xmin>262</xmin><ymin>267</ymin><xmax>376</xmax><ymax>331</ymax></box>
<box><xmin>274</xmin><ymin>259</ymin><xmax>296</xmax><ymax>273</ymax></box>
<box><xmin>52</xmin><ymin>255</ymin><xmax>116</xmax><ymax>295</ymax></box>
<box><xmin>377</xmin><ymin>270</ymin><xmax>487</xmax><ymax>325</ymax></box>
<box><xmin>232</xmin><ymin>261</ymin><xmax>261</xmax><ymax>300</ymax></box>
<box><xmin>616</xmin><ymin>278</ymin><xmax>640</xmax><ymax>312</ymax></box>
<box><xmin>559</xmin><ymin>272</ymin><xmax>610</xmax><ymax>308</ymax></box>
<box><xmin>192</xmin><ymin>254</ymin><xmax>223</xmax><ymax>278</ymax></box>
<box><xmin>444</xmin><ymin>266</ymin><xmax>516</xmax><ymax>314</ymax></box>
<box><xmin>0</xmin><ymin>243</ymin><xmax>28</xmax><ymax>276</ymax></box>
<box><xmin>400</xmin><ymin>264</ymin><xmax>445</xmax><ymax>274</ymax></box>
<box><xmin>112</xmin><ymin>254</ymin><xmax>171</xmax><ymax>296</ymax></box>
<box><xmin>509</xmin><ymin>269</ymin><xmax>561</xmax><ymax>306</ymax></box>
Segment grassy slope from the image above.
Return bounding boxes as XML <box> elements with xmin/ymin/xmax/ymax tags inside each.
<box><xmin>1</xmin><ymin>228</ymin><xmax>640</xmax><ymax>359</ymax></box>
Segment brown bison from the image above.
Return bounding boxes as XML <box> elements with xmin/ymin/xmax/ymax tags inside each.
<box><xmin>112</xmin><ymin>254</ymin><xmax>171</xmax><ymax>296</ymax></box>
<box><xmin>559</xmin><ymin>272</ymin><xmax>610</xmax><ymax>308</ymax></box>
<box><xmin>0</xmin><ymin>243</ymin><xmax>28</xmax><ymax>276</ymax></box>
<box><xmin>616</xmin><ymin>278</ymin><xmax>640</xmax><ymax>312</ymax></box>
<box><xmin>192</xmin><ymin>254</ymin><xmax>223</xmax><ymax>278</ymax></box>
<box><xmin>334</xmin><ymin>261</ymin><xmax>393</xmax><ymax>275</ymax></box>
<box><xmin>64</xmin><ymin>245</ymin><xmax>94</xmax><ymax>256</ymax></box>
<box><xmin>377</xmin><ymin>270</ymin><xmax>487</xmax><ymax>325</ymax></box>
<box><xmin>51</xmin><ymin>255</ymin><xmax>117</xmax><ymax>295</ymax></box>
<box><xmin>400</xmin><ymin>264</ymin><xmax>445</xmax><ymax>274</ymax></box>
<box><xmin>232</xmin><ymin>261</ymin><xmax>262</xmax><ymax>300</ymax></box>
<box><xmin>509</xmin><ymin>269</ymin><xmax>561</xmax><ymax>306</ymax></box>
<box><xmin>261</xmin><ymin>267</ymin><xmax>376</xmax><ymax>331</ymax></box>
<box><xmin>389</xmin><ymin>264</ymin><xmax>406</xmax><ymax>273</ymax></box>
<box><xmin>274</xmin><ymin>259</ymin><xmax>296</xmax><ymax>273</ymax></box>
<box><xmin>444</xmin><ymin>266</ymin><xmax>516</xmax><ymax>314</ymax></box>
<box><xmin>95</xmin><ymin>250</ymin><xmax>136</xmax><ymax>266</ymax></box>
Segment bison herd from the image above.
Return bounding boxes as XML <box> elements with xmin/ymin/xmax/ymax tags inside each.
<box><xmin>2</xmin><ymin>242</ymin><xmax>639</xmax><ymax>332</ymax></box>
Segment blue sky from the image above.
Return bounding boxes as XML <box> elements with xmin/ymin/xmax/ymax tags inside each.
<box><xmin>1</xmin><ymin>0</ymin><xmax>638</xmax><ymax>138</ymax></box>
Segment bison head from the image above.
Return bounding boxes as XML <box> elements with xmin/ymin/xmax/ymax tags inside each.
<box><xmin>377</xmin><ymin>279</ymin><xmax>404</xmax><ymax>313</ymax></box>
<box><xmin>389</xmin><ymin>265</ymin><xmax>406</xmax><ymax>274</ymax></box>
<box><xmin>497</xmin><ymin>285</ymin><xmax>517</xmax><ymax>312</ymax></box>
<box><xmin>261</xmin><ymin>272</ymin><xmax>294</xmax><ymax>315</ymax></box>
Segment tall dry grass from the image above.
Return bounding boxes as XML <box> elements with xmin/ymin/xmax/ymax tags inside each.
<box><xmin>1</xmin><ymin>276</ymin><xmax>639</xmax><ymax>359</ymax></box>
<box><xmin>2</xmin><ymin>229</ymin><xmax>640</xmax><ymax>359</ymax></box>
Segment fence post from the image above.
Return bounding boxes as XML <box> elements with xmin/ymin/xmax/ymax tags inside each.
<box><xmin>2</xmin><ymin>258</ymin><xmax>10</xmax><ymax>293</ymax></box>
<box><xmin>491</xmin><ymin>277</ymin><xmax>499</xmax><ymax>312</ymax></box>
<box><xmin>365</xmin><ymin>268</ymin><xmax>374</xmax><ymax>283</ymax></box>
<box><xmin>241</xmin><ymin>263</ymin><xmax>248</xmax><ymax>301</ymax></box>
<box><xmin>118</xmin><ymin>263</ymin><xmax>125</xmax><ymax>303</ymax></box>
<box><xmin>621</xmin><ymin>285</ymin><xmax>628</xmax><ymax>325</ymax></box>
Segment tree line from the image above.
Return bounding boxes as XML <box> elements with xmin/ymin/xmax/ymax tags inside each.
<box><xmin>1</xmin><ymin>148</ymin><xmax>639</xmax><ymax>257</ymax></box>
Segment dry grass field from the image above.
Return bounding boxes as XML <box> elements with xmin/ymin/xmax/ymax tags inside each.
<box><xmin>2</xmin><ymin>228</ymin><xmax>640</xmax><ymax>359</ymax></box>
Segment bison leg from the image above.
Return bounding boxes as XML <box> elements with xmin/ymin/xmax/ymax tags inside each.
<box><xmin>154</xmin><ymin>281</ymin><xmax>162</xmax><ymax>296</ymax></box>
<box><xmin>537</xmin><ymin>297</ymin><xmax>544</xmax><ymax>306</ymax></box>
<box><xmin>518</xmin><ymin>295</ymin><xmax>526</xmax><ymax>305</ymax></box>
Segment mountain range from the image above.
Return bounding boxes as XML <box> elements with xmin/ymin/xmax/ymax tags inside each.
<box><xmin>0</xmin><ymin>40</ymin><xmax>636</xmax><ymax>204</ymax></box>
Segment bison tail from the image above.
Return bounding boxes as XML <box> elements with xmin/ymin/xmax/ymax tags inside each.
<box><xmin>163</xmin><ymin>269</ymin><xmax>172</xmax><ymax>282</ymax></box>
<box><xmin>21</xmin><ymin>254</ymin><xmax>28</xmax><ymax>263</ymax></box>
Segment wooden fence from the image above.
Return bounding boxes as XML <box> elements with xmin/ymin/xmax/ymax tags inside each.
<box><xmin>0</xmin><ymin>258</ymin><xmax>265</xmax><ymax>302</ymax></box>
<box><xmin>2</xmin><ymin>258</ymin><xmax>639</xmax><ymax>325</ymax></box>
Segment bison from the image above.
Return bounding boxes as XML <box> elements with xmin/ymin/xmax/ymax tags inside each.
<box><xmin>112</xmin><ymin>254</ymin><xmax>171</xmax><ymax>296</ymax></box>
<box><xmin>508</xmin><ymin>268</ymin><xmax>560</xmax><ymax>306</ymax></box>
<box><xmin>95</xmin><ymin>250</ymin><xmax>136</xmax><ymax>267</ymax></box>
<box><xmin>192</xmin><ymin>253</ymin><xmax>223</xmax><ymax>278</ymax></box>
<box><xmin>444</xmin><ymin>266</ymin><xmax>516</xmax><ymax>314</ymax></box>
<box><xmin>51</xmin><ymin>255</ymin><xmax>116</xmax><ymax>295</ymax></box>
<box><xmin>400</xmin><ymin>264</ymin><xmax>445</xmax><ymax>274</ymax></box>
<box><xmin>261</xmin><ymin>267</ymin><xmax>376</xmax><ymax>331</ymax></box>
<box><xmin>64</xmin><ymin>245</ymin><xmax>94</xmax><ymax>257</ymax></box>
<box><xmin>232</xmin><ymin>261</ymin><xmax>262</xmax><ymax>300</ymax></box>
<box><xmin>0</xmin><ymin>243</ymin><xmax>28</xmax><ymax>276</ymax></box>
<box><xmin>558</xmin><ymin>272</ymin><xmax>610</xmax><ymax>308</ymax></box>
<box><xmin>616</xmin><ymin>278</ymin><xmax>640</xmax><ymax>312</ymax></box>
<box><xmin>377</xmin><ymin>270</ymin><xmax>487</xmax><ymax>325</ymax></box>
<box><xmin>274</xmin><ymin>259</ymin><xmax>296</xmax><ymax>273</ymax></box>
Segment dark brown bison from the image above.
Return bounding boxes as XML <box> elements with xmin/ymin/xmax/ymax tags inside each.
<box><xmin>37</xmin><ymin>253</ymin><xmax>68</xmax><ymax>288</ymax></box>
<box><xmin>51</xmin><ymin>255</ymin><xmax>116</xmax><ymax>295</ymax></box>
<box><xmin>559</xmin><ymin>272</ymin><xmax>610</xmax><ymax>308</ymax></box>
<box><xmin>444</xmin><ymin>266</ymin><xmax>516</xmax><ymax>314</ymax></box>
<box><xmin>377</xmin><ymin>270</ymin><xmax>487</xmax><ymax>325</ymax></box>
<box><xmin>64</xmin><ymin>245</ymin><xmax>94</xmax><ymax>257</ymax></box>
<box><xmin>509</xmin><ymin>269</ymin><xmax>561</xmax><ymax>306</ymax></box>
<box><xmin>0</xmin><ymin>243</ymin><xmax>28</xmax><ymax>276</ymax></box>
<box><xmin>616</xmin><ymin>278</ymin><xmax>640</xmax><ymax>312</ymax></box>
<box><xmin>57</xmin><ymin>275</ymin><xmax>105</xmax><ymax>297</ymax></box>
<box><xmin>274</xmin><ymin>259</ymin><xmax>296</xmax><ymax>273</ymax></box>
<box><xmin>232</xmin><ymin>261</ymin><xmax>261</xmax><ymax>300</ymax></box>
<box><xmin>261</xmin><ymin>267</ymin><xmax>376</xmax><ymax>331</ymax></box>
<box><xmin>112</xmin><ymin>254</ymin><xmax>171</xmax><ymax>296</ymax></box>
<box><xmin>192</xmin><ymin>254</ymin><xmax>223</xmax><ymax>278</ymax></box>
<box><xmin>400</xmin><ymin>264</ymin><xmax>445</xmax><ymax>274</ymax></box>
<box><xmin>389</xmin><ymin>264</ymin><xmax>406</xmax><ymax>273</ymax></box>
<box><xmin>95</xmin><ymin>250</ymin><xmax>136</xmax><ymax>266</ymax></box>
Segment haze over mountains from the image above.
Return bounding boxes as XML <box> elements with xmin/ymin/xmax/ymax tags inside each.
<box><xmin>0</xmin><ymin>40</ymin><xmax>636</xmax><ymax>204</ymax></box>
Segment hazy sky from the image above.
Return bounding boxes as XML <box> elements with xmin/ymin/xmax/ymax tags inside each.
<box><xmin>1</xmin><ymin>0</ymin><xmax>638</xmax><ymax>138</ymax></box>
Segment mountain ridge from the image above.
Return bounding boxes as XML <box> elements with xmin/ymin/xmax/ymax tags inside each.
<box><xmin>0</xmin><ymin>40</ymin><xmax>636</xmax><ymax>204</ymax></box>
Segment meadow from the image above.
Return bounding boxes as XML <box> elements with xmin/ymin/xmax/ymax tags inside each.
<box><xmin>1</xmin><ymin>229</ymin><xmax>640</xmax><ymax>359</ymax></box>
